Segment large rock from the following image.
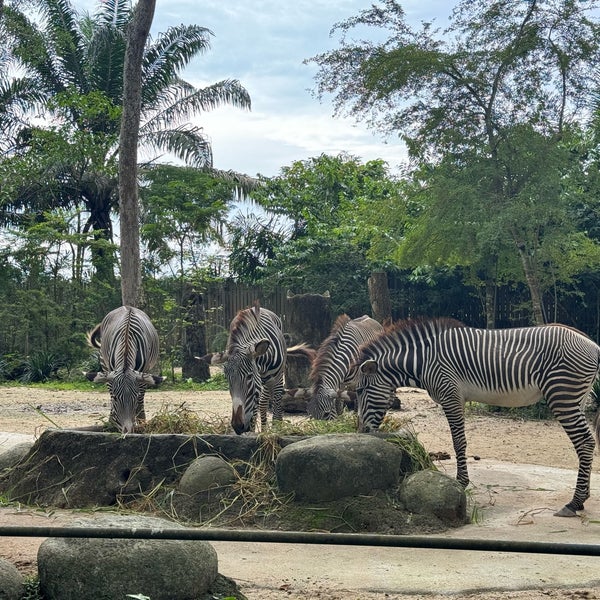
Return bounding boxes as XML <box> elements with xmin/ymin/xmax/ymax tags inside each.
<box><xmin>399</xmin><ymin>469</ymin><xmax>467</xmax><ymax>524</ymax></box>
<box><xmin>0</xmin><ymin>558</ymin><xmax>24</xmax><ymax>600</ymax></box>
<box><xmin>0</xmin><ymin>442</ymin><xmax>34</xmax><ymax>473</ymax></box>
<box><xmin>275</xmin><ymin>433</ymin><xmax>404</xmax><ymax>502</ymax></box>
<box><xmin>0</xmin><ymin>430</ymin><xmax>262</xmax><ymax>507</ymax></box>
<box><xmin>37</xmin><ymin>514</ymin><xmax>218</xmax><ymax>600</ymax></box>
<box><xmin>179</xmin><ymin>455</ymin><xmax>237</xmax><ymax>495</ymax></box>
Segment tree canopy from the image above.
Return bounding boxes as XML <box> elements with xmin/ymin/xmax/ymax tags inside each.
<box><xmin>308</xmin><ymin>0</ymin><xmax>600</xmax><ymax>325</ymax></box>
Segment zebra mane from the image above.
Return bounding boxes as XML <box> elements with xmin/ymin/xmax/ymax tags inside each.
<box><xmin>357</xmin><ymin>316</ymin><xmax>466</xmax><ymax>361</ymax></box>
<box><xmin>228</xmin><ymin>305</ymin><xmax>261</xmax><ymax>350</ymax></box>
<box><xmin>309</xmin><ymin>314</ymin><xmax>351</xmax><ymax>386</ymax></box>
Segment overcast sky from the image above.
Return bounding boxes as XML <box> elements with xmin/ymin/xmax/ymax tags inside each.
<box><xmin>75</xmin><ymin>1</ymin><xmax>453</xmax><ymax>177</ymax></box>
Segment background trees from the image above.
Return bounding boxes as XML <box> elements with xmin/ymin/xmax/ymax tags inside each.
<box><xmin>1</xmin><ymin>0</ymin><xmax>600</xmax><ymax>381</ymax></box>
<box><xmin>309</xmin><ymin>0</ymin><xmax>600</xmax><ymax>325</ymax></box>
<box><xmin>1</xmin><ymin>0</ymin><xmax>250</xmax><ymax>287</ymax></box>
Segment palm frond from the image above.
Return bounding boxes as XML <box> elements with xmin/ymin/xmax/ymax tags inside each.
<box><xmin>143</xmin><ymin>79</ymin><xmax>251</xmax><ymax>132</ymax></box>
<box><xmin>85</xmin><ymin>20</ymin><xmax>126</xmax><ymax>102</ymax></box>
<box><xmin>210</xmin><ymin>169</ymin><xmax>262</xmax><ymax>199</ymax></box>
<box><xmin>39</xmin><ymin>0</ymin><xmax>88</xmax><ymax>92</ymax></box>
<box><xmin>139</xmin><ymin>125</ymin><xmax>213</xmax><ymax>168</ymax></box>
<box><xmin>92</xmin><ymin>0</ymin><xmax>131</xmax><ymax>30</ymax></box>
<box><xmin>142</xmin><ymin>24</ymin><xmax>213</xmax><ymax>105</ymax></box>
<box><xmin>2</xmin><ymin>6</ymin><xmax>65</xmax><ymax>95</ymax></box>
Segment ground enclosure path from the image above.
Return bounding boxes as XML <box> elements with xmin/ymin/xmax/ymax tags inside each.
<box><xmin>0</xmin><ymin>385</ymin><xmax>599</xmax><ymax>599</ymax></box>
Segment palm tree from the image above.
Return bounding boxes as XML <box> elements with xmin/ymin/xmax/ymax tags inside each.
<box><xmin>0</xmin><ymin>0</ymin><xmax>251</xmax><ymax>283</ymax></box>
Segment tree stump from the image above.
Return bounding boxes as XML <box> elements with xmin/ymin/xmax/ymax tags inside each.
<box><xmin>181</xmin><ymin>285</ymin><xmax>210</xmax><ymax>382</ymax></box>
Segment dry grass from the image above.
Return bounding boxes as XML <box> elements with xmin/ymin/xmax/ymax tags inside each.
<box><xmin>124</xmin><ymin>406</ymin><xmax>431</xmax><ymax>529</ymax></box>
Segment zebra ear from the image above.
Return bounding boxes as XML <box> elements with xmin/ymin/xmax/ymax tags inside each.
<box><xmin>85</xmin><ymin>371</ymin><xmax>107</xmax><ymax>383</ymax></box>
<box><xmin>134</xmin><ymin>372</ymin><xmax>163</xmax><ymax>387</ymax></box>
<box><xmin>360</xmin><ymin>360</ymin><xmax>378</xmax><ymax>375</ymax></box>
<box><xmin>195</xmin><ymin>352</ymin><xmax>227</xmax><ymax>365</ymax></box>
<box><xmin>253</xmin><ymin>339</ymin><xmax>271</xmax><ymax>357</ymax></box>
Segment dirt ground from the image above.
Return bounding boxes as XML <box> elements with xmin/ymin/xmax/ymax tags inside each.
<box><xmin>0</xmin><ymin>385</ymin><xmax>599</xmax><ymax>599</ymax></box>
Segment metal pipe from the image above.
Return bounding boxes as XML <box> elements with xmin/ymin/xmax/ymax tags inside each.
<box><xmin>0</xmin><ymin>526</ymin><xmax>598</xmax><ymax>556</ymax></box>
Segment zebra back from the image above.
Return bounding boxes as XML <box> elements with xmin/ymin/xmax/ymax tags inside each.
<box><xmin>227</xmin><ymin>304</ymin><xmax>286</xmax><ymax>378</ymax></box>
<box><xmin>96</xmin><ymin>306</ymin><xmax>160</xmax><ymax>373</ymax></box>
<box><xmin>311</xmin><ymin>314</ymin><xmax>383</xmax><ymax>389</ymax></box>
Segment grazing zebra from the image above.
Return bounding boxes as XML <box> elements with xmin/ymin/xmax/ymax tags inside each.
<box><xmin>202</xmin><ymin>303</ymin><xmax>287</xmax><ymax>434</ymax></box>
<box><xmin>308</xmin><ymin>314</ymin><xmax>384</xmax><ymax>420</ymax></box>
<box><xmin>354</xmin><ymin>317</ymin><xmax>600</xmax><ymax>517</ymax></box>
<box><xmin>86</xmin><ymin>306</ymin><xmax>163</xmax><ymax>434</ymax></box>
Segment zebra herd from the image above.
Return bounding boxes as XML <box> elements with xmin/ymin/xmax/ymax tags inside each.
<box><xmin>87</xmin><ymin>303</ymin><xmax>600</xmax><ymax>517</ymax></box>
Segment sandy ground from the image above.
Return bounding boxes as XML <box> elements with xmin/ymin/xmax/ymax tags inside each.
<box><xmin>0</xmin><ymin>385</ymin><xmax>599</xmax><ymax>599</ymax></box>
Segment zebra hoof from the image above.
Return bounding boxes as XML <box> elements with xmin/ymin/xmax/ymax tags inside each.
<box><xmin>554</xmin><ymin>505</ymin><xmax>578</xmax><ymax>517</ymax></box>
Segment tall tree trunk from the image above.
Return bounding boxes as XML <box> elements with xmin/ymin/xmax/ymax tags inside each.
<box><xmin>514</xmin><ymin>242</ymin><xmax>545</xmax><ymax>325</ymax></box>
<box><xmin>368</xmin><ymin>270</ymin><xmax>392</xmax><ymax>324</ymax></box>
<box><xmin>119</xmin><ymin>0</ymin><xmax>156</xmax><ymax>307</ymax></box>
<box><xmin>484</xmin><ymin>279</ymin><xmax>496</xmax><ymax>329</ymax></box>
<box><xmin>181</xmin><ymin>284</ymin><xmax>210</xmax><ymax>382</ymax></box>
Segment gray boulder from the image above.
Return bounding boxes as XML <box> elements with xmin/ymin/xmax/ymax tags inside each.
<box><xmin>275</xmin><ymin>433</ymin><xmax>404</xmax><ymax>502</ymax></box>
<box><xmin>0</xmin><ymin>557</ymin><xmax>24</xmax><ymax>600</ymax></box>
<box><xmin>0</xmin><ymin>442</ymin><xmax>34</xmax><ymax>473</ymax></box>
<box><xmin>37</xmin><ymin>514</ymin><xmax>218</xmax><ymax>600</ymax></box>
<box><xmin>179</xmin><ymin>455</ymin><xmax>237</xmax><ymax>495</ymax></box>
<box><xmin>399</xmin><ymin>469</ymin><xmax>467</xmax><ymax>524</ymax></box>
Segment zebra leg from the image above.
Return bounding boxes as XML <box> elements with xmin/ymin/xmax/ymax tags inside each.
<box><xmin>136</xmin><ymin>391</ymin><xmax>146</xmax><ymax>422</ymax></box>
<box><xmin>441</xmin><ymin>398</ymin><xmax>470</xmax><ymax>488</ymax></box>
<box><xmin>270</xmin><ymin>375</ymin><xmax>285</xmax><ymax>422</ymax></box>
<box><xmin>257</xmin><ymin>389</ymin><xmax>269</xmax><ymax>431</ymax></box>
<box><xmin>552</xmin><ymin>409</ymin><xmax>595</xmax><ymax>517</ymax></box>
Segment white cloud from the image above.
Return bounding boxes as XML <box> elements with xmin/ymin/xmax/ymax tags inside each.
<box><xmin>70</xmin><ymin>0</ymin><xmax>452</xmax><ymax>176</ymax></box>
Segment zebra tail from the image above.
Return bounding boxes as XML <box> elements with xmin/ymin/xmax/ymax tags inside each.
<box><xmin>86</xmin><ymin>324</ymin><xmax>102</xmax><ymax>349</ymax></box>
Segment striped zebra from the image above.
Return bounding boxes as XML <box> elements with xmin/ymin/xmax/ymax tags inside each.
<box><xmin>86</xmin><ymin>306</ymin><xmax>163</xmax><ymax>434</ymax></box>
<box><xmin>308</xmin><ymin>314</ymin><xmax>384</xmax><ymax>420</ymax></box>
<box><xmin>354</xmin><ymin>317</ymin><xmax>600</xmax><ymax>517</ymax></box>
<box><xmin>202</xmin><ymin>303</ymin><xmax>287</xmax><ymax>434</ymax></box>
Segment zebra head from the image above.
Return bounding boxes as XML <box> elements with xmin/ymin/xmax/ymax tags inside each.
<box><xmin>355</xmin><ymin>359</ymin><xmax>397</xmax><ymax>432</ymax></box>
<box><xmin>224</xmin><ymin>338</ymin><xmax>271</xmax><ymax>434</ymax></box>
<box><xmin>307</xmin><ymin>386</ymin><xmax>338</xmax><ymax>420</ymax></box>
<box><xmin>89</xmin><ymin>369</ymin><xmax>163</xmax><ymax>434</ymax></box>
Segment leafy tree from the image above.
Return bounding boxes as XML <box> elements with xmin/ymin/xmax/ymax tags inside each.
<box><xmin>308</xmin><ymin>0</ymin><xmax>600</xmax><ymax>325</ymax></box>
<box><xmin>140</xmin><ymin>164</ymin><xmax>232</xmax><ymax>287</ymax></box>
<box><xmin>239</xmin><ymin>153</ymin><xmax>404</xmax><ymax>315</ymax></box>
<box><xmin>1</xmin><ymin>0</ymin><xmax>251</xmax><ymax>284</ymax></box>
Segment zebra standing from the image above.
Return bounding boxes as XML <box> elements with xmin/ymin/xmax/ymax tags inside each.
<box><xmin>207</xmin><ymin>303</ymin><xmax>287</xmax><ymax>434</ymax></box>
<box><xmin>308</xmin><ymin>314</ymin><xmax>384</xmax><ymax>420</ymax></box>
<box><xmin>86</xmin><ymin>306</ymin><xmax>163</xmax><ymax>434</ymax></box>
<box><xmin>354</xmin><ymin>317</ymin><xmax>600</xmax><ymax>517</ymax></box>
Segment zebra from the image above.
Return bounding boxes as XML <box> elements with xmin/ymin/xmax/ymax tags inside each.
<box><xmin>200</xmin><ymin>302</ymin><xmax>287</xmax><ymax>434</ymax></box>
<box><xmin>86</xmin><ymin>306</ymin><xmax>163</xmax><ymax>434</ymax></box>
<box><xmin>308</xmin><ymin>314</ymin><xmax>384</xmax><ymax>420</ymax></box>
<box><xmin>353</xmin><ymin>317</ymin><xmax>600</xmax><ymax>517</ymax></box>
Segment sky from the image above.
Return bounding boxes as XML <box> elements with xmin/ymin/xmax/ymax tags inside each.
<box><xmin>73</xmin><ymin>1</ymin><xmax>453</xmax><ymax>177</ymax></box>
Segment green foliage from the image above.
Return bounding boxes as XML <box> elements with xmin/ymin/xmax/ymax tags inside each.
<box><xmin>19</xmin><ymin>351</ymin><xmax>62</xmax><ymax>383</ymax></box>
<box><xmin>1</xmin><ymin>0</ymin><xmax>250</xmax><ymax>286</ymax></box>
<box><xmin>307</xmin><ymin>0</ymin><xmax>600</xmax><ymax>324</ymax></box>
<box><xmin>236</xmin><ymin>153</ymin><xmax>404</xmax><ymax>314</ymax></box>
<box><xmin>140</xmin><ymin>164</ymin><xmax>233</xmax><ymax>278</ymax></box>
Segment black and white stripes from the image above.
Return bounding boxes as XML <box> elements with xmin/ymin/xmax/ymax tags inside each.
<box><xmin>355</xmin><ymin>317</ymin><xmax>600</xmax><ymax>516</ymax></box>
<box><xmin>308</xmin><ymin>314</ymin><xmax>384</xmax><ymax>420</ymax></box>
<box><xmin>222</xmin><ymin>303</ymin><xmax>287</xmax><ymax>434</ymax></box>
<box><xmin>86</xmin><ymin>306</ymin><xmax>163</xmax><ymax>434</ymax></box>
